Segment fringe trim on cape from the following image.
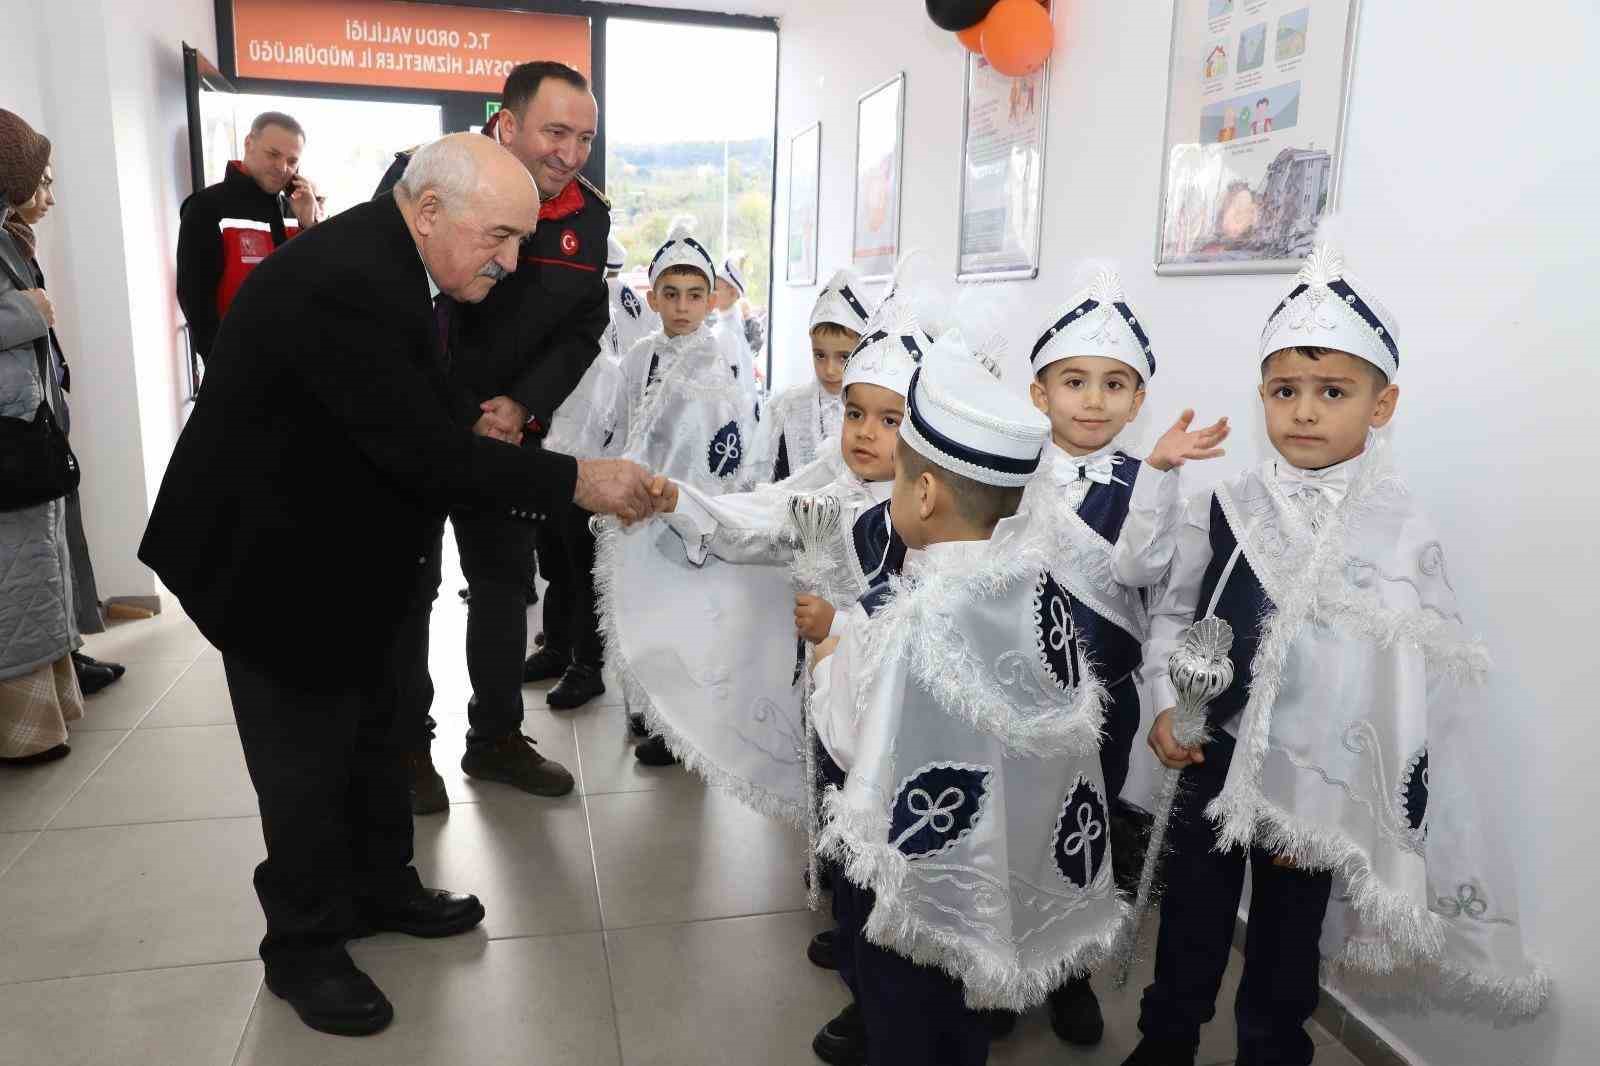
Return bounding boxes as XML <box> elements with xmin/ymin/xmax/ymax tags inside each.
<box><xmin>819</xmin><ymin>787</ymin><xmax>1133</xmax><ymax>1011</ymax></box>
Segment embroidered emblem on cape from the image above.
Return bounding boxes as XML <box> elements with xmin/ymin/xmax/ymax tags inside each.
<box><xmin>1034</xmin><ymin>572</ymin><xmax>1080</xmax><ymax>690</ymax></box>
<box><xmin>1053</xmin><ymin>775</ymin><xmax>1108</xmax><ymax>889</ymax></box>
<box><xmin>707</xmin><ymin>420</ymin><xmax>744</xmax><ymax>478</ymax></box>
<box><xmin>560</xmin><ymin>228</ymin><xmax>580</xmax><ymax>256</ymax></box>
<box><xmin>620</xmin><ymin>286</ymin><xmax>642</xmax><ymax>319</ymax></box>
<box><xmin>889</xmin><ymin>763</ymin><xmax>992</xmax><ymax>858</ymax></box>
<box><xmin>1400</xmin><ymin>745</ymin><xmax>1429</xmax><ymax>840</ymax></box>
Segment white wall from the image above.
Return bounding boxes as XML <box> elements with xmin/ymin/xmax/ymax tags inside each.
<box><xmin>1</xmin><ymin>0</ymin><xmax>216</xmax><ymax>601</ymax></box>
<box><xmin>773</xmin><ymin>3</ymin><xmax>1596</xmax><ymax>1064</ymax></box>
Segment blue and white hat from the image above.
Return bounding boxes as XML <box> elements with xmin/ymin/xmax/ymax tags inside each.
<box><xmin>810</xmin><ymin>268</ymin><xmax>874</xmax><ymax>335</ymax></box>
<box><xmin>718</xmin><ymin>256</ymin><xmax>746</xmax><ymax>297</ymax></box>
<box><xmin>901</xmin><ymin>332</ymin><xmax>1050</xmax><ymax>489</ymax></box>
<box><xmin>648</xmin><ymin>219</ymin><xmax>716</xmax><ymax>288</ymax></box>
<box><xmin>606</xmin><ymin>236</ymin><xmax>626</xmax><ymax>272</ymax></box>
<box><xmin>1030</xmin><ymin>268</ymin><xmax>1156</xmax><ymax>380</ymax></box>
<box><xmin>1260</xmin><ymin>240</ymin><xmax>1399</xmax><ymax>381</ymax></box>
<box><xmin>842</xmin><ymin>282</ymin><xmax>929</xmax><ymax>398</ymax></box>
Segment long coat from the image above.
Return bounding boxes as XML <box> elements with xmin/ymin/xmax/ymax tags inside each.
<box><xmin>140</xmin><ymin>195</ymin><xmax>581</xmax><ymax>672</ymax></box>
<box><xmin>0</xmin><ymin>215</ymin><xmax>77</xmax><ymax>679</ymax></box>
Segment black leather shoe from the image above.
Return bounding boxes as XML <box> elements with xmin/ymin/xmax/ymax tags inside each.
<box><xmin>73</xmin><ymin>659</ymin><xmax>117</xmax><ymax>696</ymax></box>
<box><xmin>522</xmin><ymin>647</ymin><xmax>568</xmax><ymax>683</ymax></box>
<box><xmin>981</xmin><ymin>1009</ymin><xmax>1018</xmax><ymax>1039</ymax></box>
<box><xmin>461</xmin><ymin>733</ymin><xmax>575</xmax><ymax>796</ymax></box>
<box><xmin>807</xmin><ymin>929</ymin><xmax>837</xmax><ymax>970</ymax></box>
<box><xmin>547</xmin><ymin>663</ymin><xmax>605</xmax><ymax>710</ymax></box>
<box><xmin>633</xmin><ymin>734</ymin><xmax>679</xmax><ymax>767</ymax></box>
<box><xmin>72</xmin><ymin>652</ymin><xmax>125</xmax><ymax>680</ymax></box>
<box><xmin>812</xmin><ymin>1002</ymin><xmax>867</xmax><ymax>1066</ymax></box>
<box><xmin>1120</xmin><ymin>1037</ymin><xmax>1198</xmax><ymax>1066</ymax></box>
<box><xmin>407</xmin><ymin>749</ymin><xmax>449</xmax><ymax>815</ymax></box>
<box><xmin>265</xmin><ymin>961</ymin><xmax>394</xmax><ymax>1037</ymax></box>
<box><xmin>1050</xmin><ymin>975</ymin><xmax>1105</xmax><ymax>1046</ymax></box>
<box><xmin>355</xmin><ymin>887</ymin><xmax>485</xmax><ymax>939</ymax></box>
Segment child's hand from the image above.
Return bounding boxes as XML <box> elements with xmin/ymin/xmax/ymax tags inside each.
<box><xmin>1147</xmin><ymin>410</ymin><xmax>1230</xmax><ymax>472</ymax></box>
<box><xmin>813</xmin><ymin>635</ymin><xmax>841</xmax><ymax>664</ymax></box>
<box><xmin>648</xmin><ymin>475</ymin><xmax>679</xmax><ymax>513</ymax></box>
<box><xmin>795</xmin><ymin>595</ymin><xmax>836</xmax><ymax>644</ymax></box>
<box><xmin>1148</xmin><ymin>708</ymin><xmax>1205</xmax><ymax>769</ymax></box>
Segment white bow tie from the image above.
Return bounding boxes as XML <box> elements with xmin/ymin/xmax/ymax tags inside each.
<box><xmin>1276</xmin><ymin>463</ymin><xmax>1349</xmax><ymax>508</ymax></box>
<box><xmin>1059</xmin><ymin>453</ymin><xmax>1124</xmax><ymax>487</ymax></box>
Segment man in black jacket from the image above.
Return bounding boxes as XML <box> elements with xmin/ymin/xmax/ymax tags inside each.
<box><xmin>374</xmin><ymin>62</ymin><xmax>613</xmax><ymax>809</ymax></box>
<box><xmin>140</xmin><ymin>134</ymin><xmax>652</xmax><ymax>1038</ymax></box>
<box><xmin>175</xmin><ymin>111</ymin><xmax>322</xmax><ymax>361</ymax></box>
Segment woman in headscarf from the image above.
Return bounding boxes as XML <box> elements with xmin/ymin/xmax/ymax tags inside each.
<box><xmin>0</xmin><ymin>109</ymin><xmax>83</xmax><ymax>765</ymax></box>
<box><xmin>2</xmin><ymin>135</ymin><xmax>125</xmax><ymax>695</ymax></box>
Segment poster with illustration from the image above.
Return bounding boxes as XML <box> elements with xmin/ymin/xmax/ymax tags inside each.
<box><xmin>957</xmin><ymin>0</ymin><xmax>1052</xmax><ymax>281</ymax></box>
<box><xmin>786</xmin><ymin>122</ymin><xmax>820</xmax><ymax>286</ymax></box>
<box><xmin>852</xmin><ymin>73</ymin><xmax>906</xmax><ymax>281</ymax></box>
<box><xmin>1156</xmin><ymin>0</ymin><xmax>1361</xmax><ymax>274</ymax></box>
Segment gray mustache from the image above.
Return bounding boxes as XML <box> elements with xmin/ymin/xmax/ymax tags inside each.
<box><xmin>477</xmin><ymin>261</ymin><xmax>510</xmax><ymax>281</ymax></box>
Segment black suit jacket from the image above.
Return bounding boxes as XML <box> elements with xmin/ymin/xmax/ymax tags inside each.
<box><xmin>140</xmin><ymin>196</ymin><xmax>578</xmax><ymax>670</ymax></box>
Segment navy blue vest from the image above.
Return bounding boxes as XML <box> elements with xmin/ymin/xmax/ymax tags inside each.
<box><xmin>851</xmin><ymin>500</ymin><xmax>907</xmax><ymax>593</ymax></box>
<box><xmin>1065</xmin><ymin>455</ymin><xmax>1146</xmax><ymax>686</ymax></box>
<box><xmin>1193</xmin><ymin>493</ymin><xmax>1274</xmax><ymax>723</ymax></box>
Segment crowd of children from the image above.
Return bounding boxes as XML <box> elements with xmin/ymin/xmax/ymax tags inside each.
<box><xmin>542</xmin><ymin>218</ymin><xmax>1547</xmax><ymax>1065</ymax></box>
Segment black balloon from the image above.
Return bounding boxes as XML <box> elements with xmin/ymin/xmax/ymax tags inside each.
<box><xmin>926</xmin><ymin>0</ymin><xmax>1001</xmax><ymax>33</ymax></box>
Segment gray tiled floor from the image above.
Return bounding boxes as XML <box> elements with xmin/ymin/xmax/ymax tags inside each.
<box><xmin>0</xmin><ymin>552</ymin><xmax>1349</xmax><ymax>1065</ymax></box>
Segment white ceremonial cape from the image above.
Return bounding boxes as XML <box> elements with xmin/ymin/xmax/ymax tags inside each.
<box><xmin>755</xmin><ymin>380</ymin><xmax>842</xmax><ymax>482</ymax></box>
<box><xmin>711</xmin><ymin>306</ymin><xmax>762</xmax><ymax>428</ymax></box>
<box><xmin>1204</xmin><ymin>442</ymin><xmax>1548</xmax><ymax>1017</ymax></box>
<box><xmin>544</xmin><ymin>351</ymin><xmax>623</xmax><ymax>460</ymax></box>
<box><xmin>818</xmin><ymin>508</ymin><xmax>1129</xmax><ymax>1011</ymax></box>
<box><xmin>594</xmin><ymin>447</ymin><xmax>888</xmax><ymax>823</ymax></box>
<box><xmin>617</xmin><ymin>326</ymin><xmax>755</xmax><ymax>494</ymax></box>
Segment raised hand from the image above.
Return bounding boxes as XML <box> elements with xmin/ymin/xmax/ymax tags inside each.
<box><xmin>1147</xmin><ymin>409</ymin><xmax>1229</xmax><ymax>472</ymax></box>
<box><xmin>288</xmin><ymin>174</ymin><xmax>323</xmax><ymax>227</ymax></box>
<box><xmin>575</xmin><ymin>458</ymin><xmax>654</xmax><ymax>525</ymax></box>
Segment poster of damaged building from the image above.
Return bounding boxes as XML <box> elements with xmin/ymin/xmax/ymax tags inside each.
<box><xmin>1155</xmin><ymin>0</ymin><xmax>1361</xmax><ymax>274</ymax></box>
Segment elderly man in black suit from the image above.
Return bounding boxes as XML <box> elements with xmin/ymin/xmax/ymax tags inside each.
<box><xmin>139</xmin><ymin>133</ymin><xmax>653</xmax><ymax>1037</ymax></box>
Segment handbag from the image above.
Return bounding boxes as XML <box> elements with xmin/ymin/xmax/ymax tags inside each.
<box><xmin>0</xmin><ymin>339</ymin><xmax>79</xmax><ymax>511</ymax></box>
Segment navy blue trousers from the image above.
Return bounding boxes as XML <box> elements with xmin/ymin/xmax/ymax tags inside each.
<box><xmin>820</xmin><ymin>743</ymin><xmax>989</xmax><ymax>1066</ymax></box>
<box><xmin>1138</xmin><ymin>732</ymin><xmax>1332</xmax><ymax>1066</ymax></box>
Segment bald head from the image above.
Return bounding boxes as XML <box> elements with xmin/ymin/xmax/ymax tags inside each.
<box><xmin>396</xmin><ymin>133</ymin><xmax>541</xmax><ymax>303</ymax></box>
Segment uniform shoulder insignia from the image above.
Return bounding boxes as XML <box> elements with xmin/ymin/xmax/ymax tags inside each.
<box><xmin>576</xmin><ymin>173</ymin><xmax>611</xmax><ymax>209</ymax></box>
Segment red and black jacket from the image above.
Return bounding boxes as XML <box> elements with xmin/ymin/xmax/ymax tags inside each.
<box><xmin>176</xmin><ymin>162</ymin><xmax>298</xmax><ymax>359</ymax></box>
<box><xmin>373</xmin><ymin>135</ymin><xmax>611</xmax><ymax>437</ymax></box>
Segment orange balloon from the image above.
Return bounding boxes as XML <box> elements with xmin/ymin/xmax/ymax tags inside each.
<box><xmin>956</xmin><ymin>23</ymin><xmax>985</xmax><ymax>53</ymax></box>
<box><xmin>981</xmin><ymin>0</ymin><xmax>1054</xmax><ymax>77</ymax></box>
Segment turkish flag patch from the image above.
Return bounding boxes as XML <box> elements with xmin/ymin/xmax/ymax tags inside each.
<box><xmin>560</xmin><ymin>229</ymin><xmax>580</xmax><ymax>256</ymax></box>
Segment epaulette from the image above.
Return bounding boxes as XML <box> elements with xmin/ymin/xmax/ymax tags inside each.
<box><xmin>576</xmin><ymin>173</ymin><xmax>610</xmax><ymax>209</ymax></box>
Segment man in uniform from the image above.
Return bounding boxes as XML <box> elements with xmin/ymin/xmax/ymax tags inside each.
<box><xmin>374</xmin><ymin>61</ymin><xmax>611</xmax><ymax>810</ymax></box>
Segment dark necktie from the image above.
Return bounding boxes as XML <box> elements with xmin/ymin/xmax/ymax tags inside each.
<box><xmin>433</xmin><ymin>294</ymin><xmax>453</xmax><ymax>369</ymax></box>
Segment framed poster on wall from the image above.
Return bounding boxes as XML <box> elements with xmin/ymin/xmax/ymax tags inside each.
<box><xmin>956</xmin><ymin>0</ymin><xmax>1052</xmax><ymax>282</ymax></box>
<box><xmin>852</xmin><ymin>73</ymin><xmax>906</xmax><ymax>282</ymax></box>
<box><xmin>1155</xmin><ymin>0</ymin><xmax>1362</xmax><ymax>274</ymax></box>
<box><xmin>786</xmin><ymin>122</ymin><xmax>821</xmax><ymax>286</ymax></box>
